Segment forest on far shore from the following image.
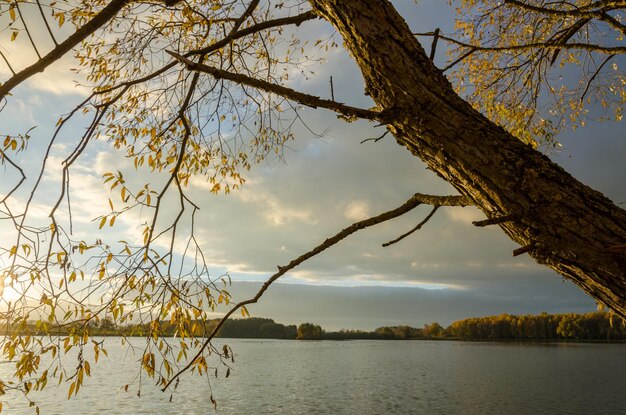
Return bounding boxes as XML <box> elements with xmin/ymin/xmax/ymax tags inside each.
<box><xmin>4</xmin><ymin>311</ymin><xmax>625</xmax><ymax>342</ymax></box>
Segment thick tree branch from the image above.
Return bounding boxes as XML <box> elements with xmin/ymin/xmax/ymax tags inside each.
<box><xmin>166</xmin><ymin>50</ymin><xmax>383</xmax><ymax>121</ymax></box>
<box><xmin>0</xmin><ymin>0</ymin><xmax>130</xmax><ymax>100</ymax></box>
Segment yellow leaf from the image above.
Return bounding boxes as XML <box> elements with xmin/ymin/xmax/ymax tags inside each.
<box><xmin>67</xmin><ymin>381</ymin><xmax>75</xmax><ymax>399</ymax></box>
<box><xmin>11</xmin><ymin>31</ymin><xmax>18</xmax><ymax>42</ymax></box>
<box><xmin>98</xmin><ymin>265</ymin><xmax>105</xmax><ymax>279</ymax></box>
<box><xmin>9</xmin><ymin>7</ymin><xmax>16</xmax><ymax>22</ymax></box>
<box><xmin>99</xmin><ymin>217</ymin><xmax>106</xmax><ymax>229</ymax></box>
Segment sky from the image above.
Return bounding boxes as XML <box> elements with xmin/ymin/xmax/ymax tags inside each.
<box><xmin>1</xmin><ymin>1</ymin><xmax>624</xmax><ymax>330</ymax></box>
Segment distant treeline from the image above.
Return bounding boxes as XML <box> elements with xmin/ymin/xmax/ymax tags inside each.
<box><xmin>447</xmin><ymin>312</ymin><xmax>626</xmax><ymax>341</ymax></box>
<box><xmin>4</xmin><ymin>312</ymin><xmax>625</xmax><ymax>342</ymax></box>
<box><xmin>296</xmin><ymin>312</ymin><xmax>626</xmax><ymax>341</ymax></box>
<box><xmin>1</xmin><ymin>317</ymin><xmax>298</xmax><ymax>339</ymax></box>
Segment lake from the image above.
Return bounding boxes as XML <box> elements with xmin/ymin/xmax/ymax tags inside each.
<box><xmin>1</xmin><ymin>338</ymin><xmax>625</xmax><ymax>414</ymax></box>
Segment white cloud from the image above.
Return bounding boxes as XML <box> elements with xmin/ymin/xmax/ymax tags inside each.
<box><xmin>410</xmin><ymin>261</ymin><xmax>443</xmax><ymax>269</ymax></box>
<box><xmin>344</xmin><ymin>199</ymin><xmax>370</xmax><ymax>221</ymax></box>
<box><xmin>445</xmin><ymin>206</ymin><xmax>485</xmax><ymax>225</ymax></box>
<box><xmin>235</xmin><ymin>188</ymin><xmax>315</xmax><ymax>226</ymax></box>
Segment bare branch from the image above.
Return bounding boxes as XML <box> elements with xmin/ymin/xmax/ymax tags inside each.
<box><xmin>580</xmin><ymin>54</ymin><xmax>616</xmax><ymax>102</ymax></box>
<box><xmin>35</xmin><ymin>0</ymin><xmax>59</xmax><ymax>46</ymax></box>
<box><xmin>163</xmin><ymin>191</ymin><xmax>471</xmax><ymax>389</ymax></box>
<box><xmin>15</xmin><ymin>1</ymin><xmax>42</xmax><ymax>59</ymax></box>
<box><xmin>0</xmin><ymin>49</ymin><xmax>16</xmax><ymax>77</ymax></box>
<box><xmin>382</xmin><ymin>205</ymin><xmax>440</xmax><ymax>247</ymax></box>
<box><xmin>166</xmin><ymin>51</ymin><xmax>383</xmax><ymax>121</ymax></box>
<box><xmin>0</xmin><ymin>149</ymin><xmax>26</xmax><ymax>204</ymax></box>
<box><xmin>361</xmin><ymin>130</ymin><xmax>389</xmax><ymax>144</ymax></box>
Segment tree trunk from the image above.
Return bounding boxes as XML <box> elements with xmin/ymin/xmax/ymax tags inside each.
<box><xmin>310</xmin><ymin>0</ymin><xmax>626</xmax><ymax>315</ymax></box>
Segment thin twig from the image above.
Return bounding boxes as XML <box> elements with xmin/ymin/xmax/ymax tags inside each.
<box><xmin>0</xmin><ymin>49</ymin><xmax>16</xmax><ymax>76</ymax></box>
<box><xmin>580</xmin><ymin>54</ymin><xmax>615</xmax><ymax>103</ymax></box>
<box><xmin>15</xmin><ymin>1</ymin><xmax>41</xmax><ymax>59</ymax></box>
<box><xmin>35</xmin><ymin>0</ymin><xmax>58</xmax><ymax>46</ymax></box>
<box><xmin>361</xmin><ymin>130</ymin><xmax>388</xmax><ymax>144</ymax></box>
<box><xmin>443</xmin><ymin>48</ymin><xmax>476</xmax><ymax>73</ymax></box>
<box><xmin>382</xmin><ymin>205</ymin><xmax>440</xmax><ymax>247</ymax></box>
<box><xmin>0</xmin><ymin>149</ymin><xmax>26</xmax><ymax>204</ymax></box>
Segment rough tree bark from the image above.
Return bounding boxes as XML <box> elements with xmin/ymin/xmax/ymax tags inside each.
<box><xmin>310</xmin><ymin>0</ymin><xmax>626</xmax><ymax>315</ymax></box>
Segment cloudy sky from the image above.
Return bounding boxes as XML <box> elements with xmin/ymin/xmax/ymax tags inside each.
<box><xmin>1</xmin><ymin>1</ymin><xmax>624</xmax><ymax>330</ymax></box>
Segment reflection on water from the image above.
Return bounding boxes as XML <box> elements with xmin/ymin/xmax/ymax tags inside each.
<box><xmin>1</xmin><ymin>338</ymin><xmax>625</xmax><ymax>414</ymax></box>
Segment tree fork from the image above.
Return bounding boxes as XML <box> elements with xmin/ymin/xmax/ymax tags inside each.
<box><xmin>310</xmin><ymin>0</ymin><xmax>626</xmax><ymax>315</ymax></box>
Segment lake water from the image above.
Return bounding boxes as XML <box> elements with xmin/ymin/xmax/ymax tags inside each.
<box><xmin>1</xmin><ymin>338</ymin><xmax>625</xmax><ymax>414</ymax></box>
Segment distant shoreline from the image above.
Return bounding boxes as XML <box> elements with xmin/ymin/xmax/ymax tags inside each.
<box><xmin>3</xmin><ymin>311</ymin><xmax>625</xmax><ymax>343</ymax></box>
